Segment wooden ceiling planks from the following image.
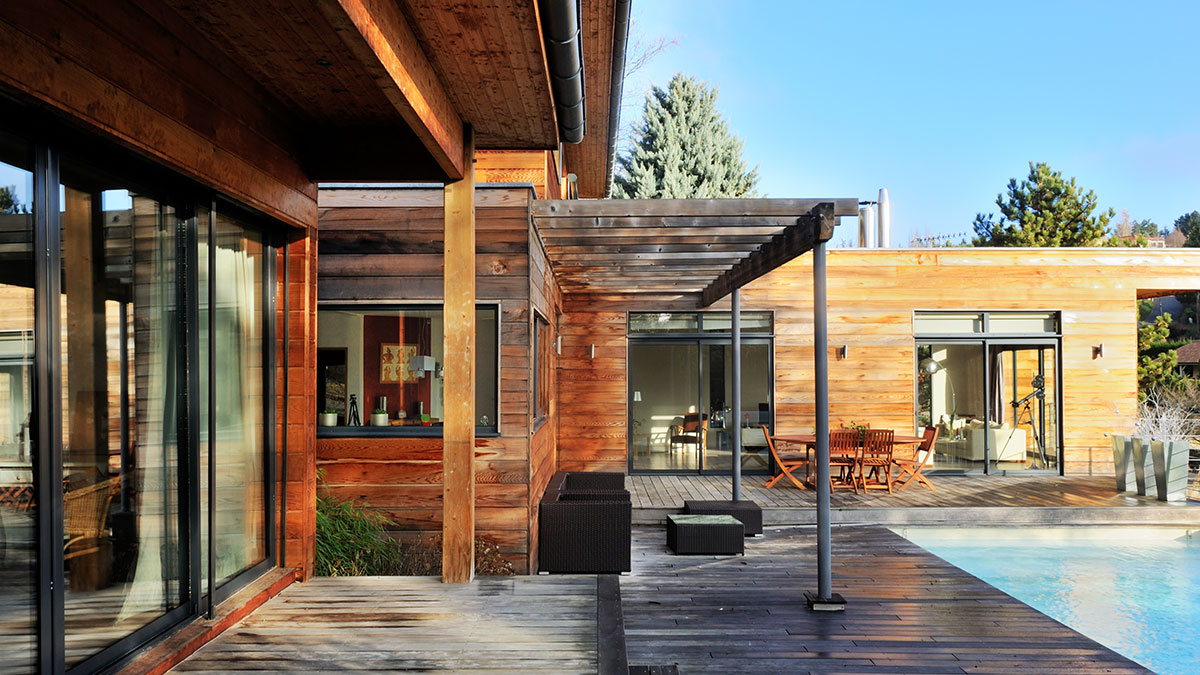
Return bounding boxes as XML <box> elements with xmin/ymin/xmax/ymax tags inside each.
<box><xmin>562</xmin><ymin>0</ymin><xmax>616</xmax><ymax>197</ymax></box>
<box><xmin>398</xmin><ymin>0</ymin><xmax>557</xmax><ymax>149</ymax></box>
<box><xmin>533</xmin><ymin>198</ymin><xmax>859</xmax><ymax>305</ymax></box>
<box><xmin>162</xmin><ymin>0</ymin><xmax>396</xmax><ymax>126</ymax></box>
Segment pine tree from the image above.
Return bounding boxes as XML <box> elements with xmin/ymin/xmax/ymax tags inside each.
<box><xmin>613</xmin><ymin>74</ymin><xmax>758</xmax><ymax>199</ymax></box>
<box><xmin>971</xmin><ymin>162</ymin><xmax>1114</xmax><ymax>246</ymax></box>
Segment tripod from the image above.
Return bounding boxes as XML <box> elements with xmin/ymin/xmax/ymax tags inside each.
<box><xmin>1011</xmin><ymin>374</ymin><xmax>1046</xmax><ymax>469</ymax></box>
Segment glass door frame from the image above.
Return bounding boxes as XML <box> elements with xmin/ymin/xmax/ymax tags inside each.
<box><xmin>913</xmin><ymin>336</ymin><xmax>1063</xmax><ymax>476</ymax></box>
<box><xmin>626</xmin><ymin>335</ymin><xmax>775</xmax><ymax>476</ymax></box>
<box><xmin>9</xmin><ymin>109</ymin><xmax>282</xmax><ymax>674</ymax></box>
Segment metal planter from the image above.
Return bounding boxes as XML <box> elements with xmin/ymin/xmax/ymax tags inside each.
<box><xmin>1151</xmin><ymin>439</ymin><xmax>1191</xmax><ymax>502</ymax></box>
<box><xmin>1130</xmin><ymin>436</ymin><xmax>1153</xmax><ymax>496</ymax></box>
<box><xmin>1111</xmin><ymin>435</ymin><xmax>1135</xmax><ymax>492</ymax></box>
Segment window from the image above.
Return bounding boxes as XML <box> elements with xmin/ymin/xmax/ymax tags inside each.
<box><xmin>316</xmin><ymin>305</ymin><xmax>499</xmax><ymax>433</ymax></box>
<box><xmin>914</xmin><ymin>311</ymin><xmax>1061</xmax><ymax>474</ymax></box>
<box><xmin>629</xmin><ymin>311</ymin><xmax>773</xmax><ymax>336</ymax></box>
<box><xmin>533</xmin><ymin>314</ymin><xmax>552</xmax><ymax>422</ymax></box>
<box><xmin>0</xmin><ymin>111</ymin><xmax>280</xmax><ymax>675</ymax></box>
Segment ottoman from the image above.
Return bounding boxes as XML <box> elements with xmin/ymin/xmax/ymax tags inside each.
<box><xmin>666</xmin><ymin>514</ymin><xmax>744</xmax><ymax>555</ymax></box>
<box><xmin>683</xmin><ymin>499</ymin><xmax>762</xmax><ymax>536</ymax></box>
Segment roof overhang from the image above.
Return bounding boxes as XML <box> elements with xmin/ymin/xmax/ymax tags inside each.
<box><xmin>532</xmin><ymin>198</ymin><xmax>859</xmax><ymax>306</ymax></box>
<box><xmin>160</xmin><ymin>0</ymin><xmax>589</xmax><ymax>182</ymax></box>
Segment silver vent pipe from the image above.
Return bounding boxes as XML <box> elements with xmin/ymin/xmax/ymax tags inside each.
<box><xmin>877</xmin><ymin>188</ymin><xmax>891</xmax><ymax>248</ymax></box>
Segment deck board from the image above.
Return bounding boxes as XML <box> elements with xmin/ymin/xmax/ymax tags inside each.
<box><xmin>170</xmin><ymin>576</ymin><xmax>599</xmax><ymax>673</ymax></box>
<box><xmin>621</xmin><ymin>525</ymin><xmax>1151</xmax><ymax>674</ymax></box>
<box><xmin>628</xmin><ymin>473</ymin><xmax>1149</xmax><ymax>508</ymax></box>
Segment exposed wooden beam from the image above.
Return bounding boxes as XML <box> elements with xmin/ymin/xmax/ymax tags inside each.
<box><xmin>442</xmin><ymin>125</ymin><xmax>475</xmax><ymax>583</ymax></box>
<box><xmin>700</xmin><ymin>203</ymin><xmax>837</xmax><ymax>307</ymax></box>
<box><xmin>318</xmin><ymin>0</ymin><xmax>464</xmax><ymax>179</ymax></box>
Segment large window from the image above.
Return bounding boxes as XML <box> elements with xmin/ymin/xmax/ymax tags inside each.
<box><xmin>316</xmin><ymin>305</ymin><xmax>499</xmax><ymax>434</ymax></box>
<box><xmin>0</xmin><ymin>114</ymin><xmax>278</xmax><ymax>674</ymax></box>
<box><xmin>628</xmin><ymin>311</ymin><xmax>774</xmax><ymax>474</ymax></box>
<box><xmin>915</xmin><ymin>311</ymin><xmax>1061</xmax><ymax>474</ymax></box>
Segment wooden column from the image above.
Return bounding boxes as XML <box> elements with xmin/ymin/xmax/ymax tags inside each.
<box><xmin>442</xmin><ymin>125</ymin><xmax>475</xmax><ymax>583</ymax></box>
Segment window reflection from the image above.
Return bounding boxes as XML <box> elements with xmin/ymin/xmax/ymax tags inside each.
<box><xmin>59</xmin><ymin>179</ymin><xmax>184</xmax><ymax>666</ymax></box>
<box><xmin>0</xmin><ymin>133</ymin><xmax>35</xmax><ymax>674</ymax></box>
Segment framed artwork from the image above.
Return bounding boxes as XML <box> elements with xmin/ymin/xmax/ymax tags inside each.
<box><xmin>380</xmin><ymin>343</ymin><xmax>418</xmax><ymax>383</ymax></box>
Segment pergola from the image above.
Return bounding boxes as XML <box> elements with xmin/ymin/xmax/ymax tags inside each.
<box><xmin>532</xmin><ymin>197</ymin><xmax>859</xmax><ymax>608</ymax></box>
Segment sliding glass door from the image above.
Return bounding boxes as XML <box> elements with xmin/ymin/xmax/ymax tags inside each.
<box><xmin>988</xmin><ymin>343</ymin><xmax>1059</xmax><ymax>473</ymax></box>
<box><xmin>0</xmin><ymin>111</ymin><xmax>279</xmax><ymax>674</ymax></box>
<box><xmin>630</xmin><ymin>342</ymin><xmax>700</xmax><ymax>472</ymax></box>
<box><xmin>628</xmin><ymin>311</ymin><xmax>774</xmax><ymax>474</ymax></box>
<box><xmin>0</xmin><ymin>130</ymin><xmax>36</xmax><ymax>675</ymax></box>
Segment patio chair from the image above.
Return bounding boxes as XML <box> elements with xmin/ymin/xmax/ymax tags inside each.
<box><xmin>858</xmin><ymin>429</ymin><xmax>895</xmax><ymax>493</ymax></box>
<box><xmin>64</xmin><ymin>477</ymin><xmax>118</xmax><ymax>561</ymax></box>
<box><xmin>763</xmin><ymin>425</ymin><xmax>807</xmax><ymax>489</ymax></box>
<box><xmin>893</xmin><ymin>425</ymin><xmax>938</xmax><ymax>491</ymax></box>
<box><xmin>829</xmin><ymin>429</ymin><xmax>860</xmax><ymax>494</ymax></box>
<box><xmin>668</xmin><ymin>413</ymin><xmax>707</xmax><ymax>457</ymax></box>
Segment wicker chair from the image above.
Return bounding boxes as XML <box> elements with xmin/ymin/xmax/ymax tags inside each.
<box><xmin>538</xmin><ymin>472</ymin><xmax>631</xmax><ymax>573</ymax></box>
<box><xmin>64</xmin><ymin>477</ymin><xmax>118</xmax><ymax>561</ymax></box>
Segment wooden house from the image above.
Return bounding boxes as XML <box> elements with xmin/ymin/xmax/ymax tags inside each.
<box><xmin>0</xmin><ymin>0</ymin><xmax>627</xmax><ymax>672</ymax></box>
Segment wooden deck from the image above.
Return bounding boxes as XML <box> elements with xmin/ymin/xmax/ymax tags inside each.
<box><xmin>622</xmin><ymin>524</ymin><xmax>1151</xmax><ymax>674</ymax></box>
<box><xmin>170</xmin><ymin>576</ymin><xmax>599</xmax><ymax>673</ymax></box>
<box><xmin>630</xmin><ymin>474</ymin><xmax>1200</xmax><ymax>525</ymax></box>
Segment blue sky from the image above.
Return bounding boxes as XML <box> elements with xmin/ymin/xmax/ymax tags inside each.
<box><xmin>623</xmin><ymin>1</ymin><xmax>1200</xmax><ymax>245</ymax></box>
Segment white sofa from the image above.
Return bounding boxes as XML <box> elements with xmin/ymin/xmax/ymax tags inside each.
<box><xmin>966</xmin><ymin>423</ymin><xmax>1027</xmax><ymax>462</ymax></box>
<box><xmin>937</xmin><ymin>421</ymin><xmax>1027</xmax><ymax>462</ymax></box>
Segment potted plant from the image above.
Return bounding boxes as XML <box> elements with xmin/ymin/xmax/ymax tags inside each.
<box><xmin>370</xmin><ymin>408</ymin><xmax>390</xmax><ymax>427</ymax></box>
<box><xmin>420</xmin><ymin>413</ymin><xmax>431</xmax><ymax>427</ymax></box>
<box><xmin>318</xmin><ymin>409</ymin><xmax>338</xmax><ymax>427</ymax></box>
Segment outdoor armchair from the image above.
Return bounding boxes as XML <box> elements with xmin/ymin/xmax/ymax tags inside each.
<box><xmin>538</xmin><ymin>471</ymin><xmax>631</xmax><ymax>574</ymax></box>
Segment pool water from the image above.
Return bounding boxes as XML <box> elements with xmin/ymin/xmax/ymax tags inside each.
<box><xmin>894</xmin><ymin>526</ymin><xmax>1200</xmax><ymax>675</ymax></box>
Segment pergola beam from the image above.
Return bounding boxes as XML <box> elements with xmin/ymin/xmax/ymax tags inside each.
<box><xmin>700</xmin><ymin>203</ymin><xmax>839</xmax><ymax>308</ymax></box>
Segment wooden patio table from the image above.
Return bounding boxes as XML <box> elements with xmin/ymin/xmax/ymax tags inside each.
<box><xmin>770</xmin><ymin>433</ymin><xmax>923</xmax><ymax>487</ymax></box>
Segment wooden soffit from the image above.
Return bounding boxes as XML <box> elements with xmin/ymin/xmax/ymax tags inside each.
<box><xmin>160</xmin><ymin>0</ymin><xmax>563</xmax><ymax>182</ymax></box>
<box><xmin>532</xmin><ymin>198</ymin><xmax>859</xmax><ymax>305</ymax></box>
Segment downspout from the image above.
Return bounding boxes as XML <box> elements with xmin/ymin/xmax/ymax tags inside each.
<box><xmin>604</xmin><ymin>0</ymin><xmax>631</xmax><ymax>197</ymax></box>
<box><xmin>541</xmin><ymin>0</ymin><xmax>587</xmax><ymax>144</ymax></box>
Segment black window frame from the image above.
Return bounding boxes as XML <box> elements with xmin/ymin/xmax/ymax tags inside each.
<box><xmin>314</xmin><ymin>302</ymin><xmax>502</xmax><ymax>438</ymax></box>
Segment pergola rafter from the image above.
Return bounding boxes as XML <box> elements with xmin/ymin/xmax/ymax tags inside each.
<box><xmin>532</xmin><ymin>198</ymin><xmax>857</xmax><ymax>305</ymax></box>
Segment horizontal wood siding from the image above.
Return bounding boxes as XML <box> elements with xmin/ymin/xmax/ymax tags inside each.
<box><xmin>557</xmin><ymin>249</ymin><xmax>1200</xmax><ymax>476</ymax></box>
<box><xmin>0</xmin><ymin>0</ymin><xmax>316</xmax><ymax>229</ymax></box>
<box><xmin>316</xmin><ymin>187</ymin><xmax>536</xmax><ymax>572</ymax></box>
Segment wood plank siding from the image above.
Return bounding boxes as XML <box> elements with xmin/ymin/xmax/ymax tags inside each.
<box><xmin>316</xmin><ymin>187</ymin><xmax>559</xmax><ymax>573</ymax></box>
<box><xmin>558</xmin><ymin>248</ymin><xmax>1200</xmax><ymax>476</ymax></box>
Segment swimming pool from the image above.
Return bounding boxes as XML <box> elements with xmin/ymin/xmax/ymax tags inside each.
<box><xmin>894</xmin><ymin>526</ymin><xmax>1200</xmax><ymax>675</ymax></box>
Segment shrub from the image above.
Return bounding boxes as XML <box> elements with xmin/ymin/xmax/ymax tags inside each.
<box><xmin>316</xmin><ymin>485</ymin><xmax>515</xmax><ymax>576</ymax></box>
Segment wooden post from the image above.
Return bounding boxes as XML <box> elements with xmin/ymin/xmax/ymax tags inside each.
<box><xmin>442</xmin><ymin>124</ymin><xmax>475</xmax><ymax>583</ymax></box>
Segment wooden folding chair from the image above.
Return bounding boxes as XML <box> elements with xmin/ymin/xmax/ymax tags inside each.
<box><xmin>894</xmin><ymin>425</ymin><xmax>938</xmax><ymax>491</ymax></box>
<box><xmin>858</xmin><ymin>429</ymin><xmax>895</xmax><ymax>493</ymax></box>
<box><xmin>828</xmin><ymin>429</ymin><xmax>860</xmax><ymax>494</ymax></box>
<box><xmin>763</xmin><ymin>426</ymin><xmax>808</xmax><ymax>489</ymax></box>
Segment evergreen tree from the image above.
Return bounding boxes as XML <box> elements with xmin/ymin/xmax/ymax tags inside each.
<box><xmin>613</xmin><ymin>74</ymin><xmax>758</xmax><ymax>199</ymax></box>
<box><xmin>1173</xmin><ymin>211</ymin><xmax>1200</xmax><ymax>240</ymax></box>
<box><xmin>0</xmin><ymin>186</ymin><xmax>21</xmax><ymax>214</ymax></box>
<box><xmin>971</xmin><ymin>162</ymin><xmax>1114</xmax><ymax>246</ymax></box>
